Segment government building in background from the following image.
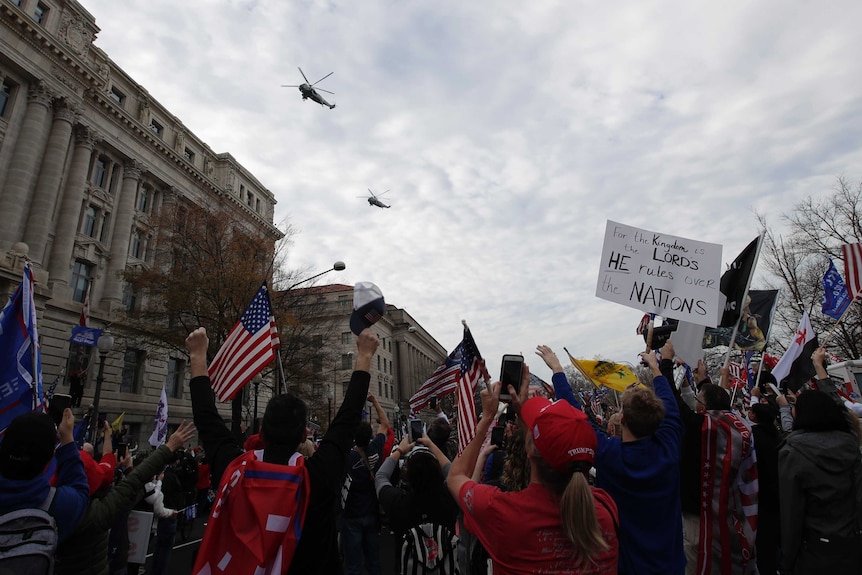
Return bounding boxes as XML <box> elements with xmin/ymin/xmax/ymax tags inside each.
<box><xmin>0</xmin><ymin>0</ymin><xmax>446</xmax><ymax>446</ymax></box>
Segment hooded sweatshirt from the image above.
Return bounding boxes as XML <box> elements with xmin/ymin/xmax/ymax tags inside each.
<box><xmin>0</xmin><ymin>441</ymin><xmax>89</xmax><ymax>542</ymax></box>
<box><xmin>779</xmin><ymin>428</ymin><xmax>862</xmax><ymax>571</ymax></box>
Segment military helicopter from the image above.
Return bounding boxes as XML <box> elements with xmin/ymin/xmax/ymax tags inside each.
<box><xmin>281</xmin><ymin>67</ymin><xmax>335</xmax><ymax>109</ymax></box>
<box><xmin>358</xmin><ymin>189</ymin><xmax>391</xmax><ymax>209</ymax></box>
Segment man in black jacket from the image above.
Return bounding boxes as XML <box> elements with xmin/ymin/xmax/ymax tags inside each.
<box><xmin>187</xmin><ymin>326</ymin><xmax>379</xmax><ymax>574</ymax></box>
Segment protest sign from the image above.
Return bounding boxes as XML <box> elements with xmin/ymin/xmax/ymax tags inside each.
<box><xmin>596</xmin><ymin>221</ymin><xmax>722</xmax><ymax>327</ymax></box>
<box><xmin>127</xmin><ymin>510</ymin><xmax>154</xmax><ymax>563</ymax></box>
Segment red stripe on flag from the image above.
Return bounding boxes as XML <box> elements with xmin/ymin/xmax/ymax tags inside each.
<box><xmin>842</xmin><ymin>243</ymin><xmax>862</xmax><ymax>300</ymax></box>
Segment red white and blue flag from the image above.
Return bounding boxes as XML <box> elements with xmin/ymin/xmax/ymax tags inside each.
<box><xmin>409</xmin><ymin>326</ymin><xmax>488</xmax><ymax>453</ymax></box>
<box><xmin>842</xmin><ymin>243</ymin><xmax>862</xmax><ymax>300</ymax></box>
<box><xmin>0</xmin><ymin>263</ymin><xmax>44</xmax><ymax>433</ymax></box>
<box><xmin>209</xmin><ymin>284</ymin><xmax>280</xmax><ymax>402</ymax></box>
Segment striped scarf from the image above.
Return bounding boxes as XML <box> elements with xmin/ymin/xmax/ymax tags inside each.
<box><xmin>698</xmin><ymin>411</ymin><xmax>758</xmax><ymax>575</ymax></box>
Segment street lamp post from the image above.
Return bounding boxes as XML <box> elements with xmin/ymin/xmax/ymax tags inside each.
<box><xmin>252</xmin><ymin>374</ymin><xmax>262</xmax><ymax>434</ymax></box>
<box><xmin>274</xmin><ymin>261</ymin><xmax>346</xmax><ymax>395</ymax></box>
<box><xmin>326</xmin><ymin>383</ymin><xmax>333</xmax><ymax>428</ymax></box>
<box><xmin>89</xmin><ymin>329</ymin><xmax>114</xmax><ymax>445</ymax></box>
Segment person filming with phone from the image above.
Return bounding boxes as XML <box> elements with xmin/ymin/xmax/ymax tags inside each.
<box><xmin>447</xmin><ymin>362</ymin><xmax>619</xmax><ymax>574</ymax></box>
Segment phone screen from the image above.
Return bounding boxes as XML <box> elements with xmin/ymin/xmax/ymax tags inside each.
<box><xmin>491</xmin><ymin>426</ymin><xmax>505</xmax><ymax>448</ymax></box>
<box><xmin>48</xmin><ymin>394</ymin><xmax>72</xmax><ymax>426</ymax></box>
<box><xmin>115</xmin><ymin>442</ymin><xmax>128</xmax><ymax>459</ymax></box>
<box><xmin>409</xmin><ymin>419</ymin><xmax>424</xmax><ymax>443</ymax></box>
<box><xmin>499</xmin><ymin>355</ymin><xmax>524</xmax><ymax>401</ymax></box>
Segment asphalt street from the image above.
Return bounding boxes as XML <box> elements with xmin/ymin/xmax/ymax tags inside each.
<box><xmin>132</xmin><ymin>518</ymin><xmax>401</xmax><ymax>575</ymax></box>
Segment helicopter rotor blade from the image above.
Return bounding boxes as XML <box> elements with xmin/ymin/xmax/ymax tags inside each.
<box><xmin>316</xmin><ymin>88</ymin><xmax>335</xmax><ymax>95</ymax></box>
<box><xmin>312</xmin><ymin>72</ymin><xmax>334</xmax><ymax>85</ymax></box>
<box><xmin>376</xmin><ymin>190</ymin><xmax>391</xmax><ymax>197</ymax></box>
<box><xmin>281</xmin><ymin>85</ymin><xmax>300</xmax><ymax>88</ymax></box>
<box><xmin>297</xmin><ymin>67</ymin><xmax>310</xmax><ymax>84</ymax></box>
<box><xmin>367</xmin><ymin>188</ymin><xmax>377</xmax><ymax>198</ymax></box>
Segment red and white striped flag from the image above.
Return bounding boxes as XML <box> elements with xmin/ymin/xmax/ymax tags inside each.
<box><xmin>209</xmin><ymin>285</ymin><xmax>280</xmax><ymax>402</ymax></box>
<box><xmin>79</xmin><ymin>284</ymin><xmax>90</xmax><ymax>327</ymax></box>
<box><xmin>842</xmin><ymin>243</ymin><xmax>862</xmax><ymax>300</ymax></box>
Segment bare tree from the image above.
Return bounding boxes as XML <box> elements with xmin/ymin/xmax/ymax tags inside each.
<box><xmin>756</xmin><ymin>177</ymin><xmax>862</xmax><ymax>360</ymax></box>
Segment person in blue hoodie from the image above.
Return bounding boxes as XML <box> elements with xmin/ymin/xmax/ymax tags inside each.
<box><xmin>0</xmin><ymin>408</ymin><xmax>89</xmax><ymax>542</ymax></box>
<box><xmin>536</xmin><ymin>342</ymin><xmax>685</xmax><ymax>575</ymax></box>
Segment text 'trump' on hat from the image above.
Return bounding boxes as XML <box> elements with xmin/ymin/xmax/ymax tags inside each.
<box><xmin>520</xmin><ymin>397</ymin><xmax>597</xmax><ymax>474</ymax></box>
<box><xmin>350</xmin><ymin>282</ymin><xmax>385</xmax><ymax>335</ymax></box>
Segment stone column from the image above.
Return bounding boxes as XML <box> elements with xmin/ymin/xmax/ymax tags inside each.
<box><xmin>0</xmin><ymin>81</ymin><xmax>53</xmax><ymax>250</ymax></box>
<box><xmin>23</xmin><ymin>99</ymin><xmax>78</xmax><ymax>265</ymax></box>
<box><xmin>46</xmin><ymin>124</ymin><xmax>100</xmax><ymax>296</ymax></box>
<box><xmin>101</xmin><ymin>160</ymin><xmax>143</xmax><ymax>309</ymax></box>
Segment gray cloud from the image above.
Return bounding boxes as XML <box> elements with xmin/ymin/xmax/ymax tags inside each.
<box><xmin>84</xmin><ymin>0</ymin><xmax>862</xmax><ymax>379</ymax></box>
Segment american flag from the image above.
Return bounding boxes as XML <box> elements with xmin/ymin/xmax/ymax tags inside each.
<box><xmin>842</xmin><ymin>242</ymin><xmax>862</xmax><ymax>300</ymax></box>
<box><xmin>636</xmin><ymin>313</ymin><xmax>653</xmax><ymax>335</ymax></box>
<box><xmin>79</xmin><ymin>283</ymin><xmax>90</xmax><ymax>327</ymax></box>
<box><xmin>209</xmin><ymin>284</ymin><xmax>280</xmax><ymax>402</ymax></box>
<box><xmin>727</xmin><ymin>361</ymin><xmax>747</xmax><ymax>389</ymax></box>
<box><xmin>408</xmin><ymin>326</ymin><xmax>488</xmax><ymax>453</ymax></box>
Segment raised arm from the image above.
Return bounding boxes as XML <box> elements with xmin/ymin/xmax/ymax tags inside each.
<box><xmin>535</xmin><ymin>345</ymin><xmax>579</xmax><ymax>407</ymax></box>
<box><xmin>368</xmin><ymin>393</ymin><xmax>390</xmax><ymax>434</ymax></box>
<box><xmin>186</xmin><ymin>327</ymin><xmax>242</xmax><ymax>485</ymax></box>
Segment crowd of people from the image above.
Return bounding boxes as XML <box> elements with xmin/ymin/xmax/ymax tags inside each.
<box><xmin>2</xmin><ymin>325</ymin><xmax>861</xmax><ymax>575</ymax></box>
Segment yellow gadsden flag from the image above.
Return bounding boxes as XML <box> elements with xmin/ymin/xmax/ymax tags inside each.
<box><xmin>111</xmin><ymin>412</ymin><xmax>125</xmax><ymax>433</ymax></box>
<box><xmin>565</xmin><ymin>348</ymin><xmax>638</xmax><ymax>393</ymax></box>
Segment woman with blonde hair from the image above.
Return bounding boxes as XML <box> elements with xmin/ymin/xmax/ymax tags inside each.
<box><xmin>447</xmin><ymin>370</ymin><xmax>619</xmax><ymax>574</ymax></box>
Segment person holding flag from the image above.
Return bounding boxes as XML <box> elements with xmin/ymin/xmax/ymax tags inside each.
<box><xmin>0</xmin><ymin>262</ymin><xmax>44</xmax><ymax>432</ymax></box>
<box><xmin>188</xmin><ymin>324</ymin><xmax>380</xmax><ymax>575</ymax></box>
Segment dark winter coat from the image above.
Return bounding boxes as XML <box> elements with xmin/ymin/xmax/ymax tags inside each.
<box><xmin>779</xmin><ymin>428</ymin><xmax>862</xmax><ymax>574</ymax></box>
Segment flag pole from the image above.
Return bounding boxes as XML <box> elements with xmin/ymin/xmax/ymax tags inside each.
<box><xmin>723</xmin><ymin>233</ymin><xmax>764</xmax><ymax>369</ymax></box>
<box><xmin>564</xmin><ymin>348</ymin><xmax>599</xmax><ymax>389</ymax></box>
<box><xmin>821</xmin><ymin>298</ymin><xmax>857</xmax><ymax>347</ymax></box>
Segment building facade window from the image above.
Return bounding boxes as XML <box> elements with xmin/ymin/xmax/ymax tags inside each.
<box><xmin>149</xmin><ymin>119</ymin><xmax>163</xmax><ymax>137</ymax></box>
<box><xmin>120</xmin><ymin>349</ymin><xmax>146</xmax><ymax>394</ymax></box>
<box><xmin>312</xmin><ymin>383</ymin><xmax>323</xmax><ymax>399</ymax></box>
<box><xmin>33</xmin><ymin>3</ymin><xmax>48</xmax><ymax>24</ymax></box>
<box><xmin>0</xmin><ymin>78</ymin><xmax>16</xmax><ymax>118</ymax></box>
<box><xmin>122</xmin><ymin>282</ymin><xmax>137</xmax><ymax>311</ymax></box>
<box><xmin>99</xmin><ymin>212</ymin><xmax>110</xmax><ymax>242</ymax></box>
<box><xmin>82</xmin><ymin>206</ymin><xmax>97</xmax><ymax>237</ymax></box>
<box><xmin>246</xmin><ymin>191</ymin><xmax>253</xmax><ymax>207</ymax></box>
<box><xmin>70</xmin><ymin>260</ymin><xmax>90</xmax><ymax>302</ymax></box>
<box><xmin>109</xmin><ymin>86</ymin><xmax>125</xmax><ymax>106</ymax></box>
<box><xmin>92</xmin><ymin>157</ymin><xmax>108</xmax><ymax>188</ymax></box>
<box><xmin>130</xmin><ymin>232</ymin><xmax>142</xmax><ymax>259</ymax></box>
<box><xmin>341</xmin><ymin>331</ymin><xmax>351</xmax><ymax>345</ymax></box>
<box><xmin>341</xmin><ymin>353</ymin><xmax>353</xmax><ymax>370</ymax></box>
<box><xmin>338</xmin><ymin>295</ymin><xmax>350</xmax><ymax>307</ymax></box>
<box><xmin>255</xmin><ymin>198</ymin><xmax>261</xmax><ymax>214</ymax></box>
<box><xmin>183</xmin><ymin>147</ymin><xmax>195</xmax><ymax>162</ymax></box>
<box><xmin>137</xmin><ymin>187</ymin><xmax>148</xmax><ymax>213</ymax></box>
<box><xmin>166</xmin><ymin>357</ymin><xmax>185</xmax><ymax>399</ymax></box>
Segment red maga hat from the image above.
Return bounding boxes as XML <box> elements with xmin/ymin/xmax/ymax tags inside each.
<box><xmin>520</xmin><ymin>397</ymin><xmax>597</xmax><ymax>474</ymax></box>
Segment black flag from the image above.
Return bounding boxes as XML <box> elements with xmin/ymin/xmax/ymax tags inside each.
<box><xmin>719</xmin><ymin>236</ymin><xmax>761</xmax><ymax>328</ymax></box>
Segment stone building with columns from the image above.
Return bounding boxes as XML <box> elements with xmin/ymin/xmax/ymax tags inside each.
<box><xmin>0</xmin><ymin>0</ymin><xmax>280</xmax><ymax>446</ymax></box>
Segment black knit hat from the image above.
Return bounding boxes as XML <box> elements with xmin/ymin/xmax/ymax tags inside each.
<box><xmin>0</xmin><ymin>411</ymin><xmax>57</xmax><ymax>480</ymax></box>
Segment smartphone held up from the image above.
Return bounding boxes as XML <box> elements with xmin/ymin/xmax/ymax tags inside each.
<box><xmin>498</xmin><ymin>354</ymin><xmax>524</xmax><ymax>402</ymax></box>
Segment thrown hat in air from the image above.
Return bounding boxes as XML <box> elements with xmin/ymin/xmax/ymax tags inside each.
<box><xmin>520</xmin><ymin>397</ymin><xmax>597</xmax><ymax>474</ymax></box>
<box><xmin>350</xmin><ymin>282</ymin><xmax>385</xmax><ymax>335</ymax></box>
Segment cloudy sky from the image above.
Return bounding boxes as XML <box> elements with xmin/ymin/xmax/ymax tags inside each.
<box><xmin>82</xmin><ymin>0</ymin><xmax>862</xmax><ymax>381</ymax></box>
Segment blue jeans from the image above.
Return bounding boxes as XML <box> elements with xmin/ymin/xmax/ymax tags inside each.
<box><xmin>150</xmin><ymin>517</ymin><xmax>177</xmax><ymax>575</ymax></box>
<box><xmin>340</xmin><ymin>514</ymin><xmax>382</xmax><ymax>575</ymax></box>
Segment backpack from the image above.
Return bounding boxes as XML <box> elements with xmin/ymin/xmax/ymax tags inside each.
<box><xmin>400</xmin><ymin>517</ymin><xmax>459</xmax><ymax>575</ymax></box>
<box><xmin>0</xmin><ymin>487</ymin><xmax>58</xmax><ymax>575</ymax></box>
